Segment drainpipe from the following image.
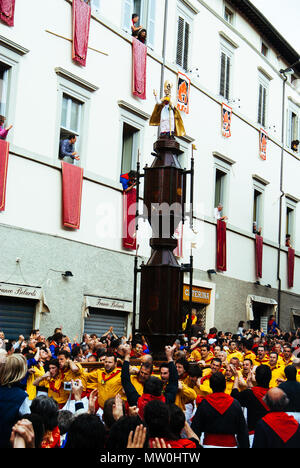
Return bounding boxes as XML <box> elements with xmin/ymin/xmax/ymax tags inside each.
<box><xmin>277</xmin><ymin>71</ymin><xmax>287</xmax><ymax>326</ymax></box>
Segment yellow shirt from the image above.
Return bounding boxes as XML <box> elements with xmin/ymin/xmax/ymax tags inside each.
<box><xmin>88</xmin><ymin>368</ymin><xmax>123</xmax><ymax>409</ymax></box>
<box><xmin>175</xmin><ymin>382</ymin><xmax>197</xmax><ymax>411</ymax></box>
<box><xmin>269</xmin><ymin>365</ymin><xmax>286</xmax><ymax>388</ymax></box>
<box><xmin>254</xmin><ymin>355</ymin><xmax>270</xmax><ymax>367</ymax></box>
<box><xmin>243</xmin><ymin>351</ymin><xmax>257</xmax><ymax>364</ymax></box>
<box><xmin>26</xmin><ymin>365</ymin><xmax>45</xmax><ymax>400</ymax></box>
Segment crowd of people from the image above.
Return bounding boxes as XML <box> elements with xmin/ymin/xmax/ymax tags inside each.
<box><xmin>1</xmin><ymin>319</ymin><xmax>300</xmax><ymax>449</ymax></box>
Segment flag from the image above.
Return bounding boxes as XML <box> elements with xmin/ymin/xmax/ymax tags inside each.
<box><xmin>61</xmin><ymin>162</ymin><xmax>84</xmax><ymax>229</ymax></box>
<box><xmin>288</xmin><ymin>247</ymin><xmax>295</xmax><ymax>288</ymax></box>
<box><xmin>122</xmin><ymin>188</ymin><xmax>137</xmax><ymax>250</ymax></box>
<box><xmin>0</xmin><ymin>140</ymin><xmax>9</xmax><ymax>211</ymax></box>
<box><xmin>0</xmin><ymin>0</ymin><xmax>15</xmax><ymax>26</ymax></box>
<box><xmin>216</xmin><ymin>219</ymin><xmax>227</xmax><ymax>271</ymax></box>
<box><xmin>255</xmin><ymin>234</ymin><xmax>263</xmax><ymax>278</ymax></box>
<box><xmin>177</xmin><ymin>71</ymin><xmax>191</xmax><ymax>114</ymax></box>
<box><xmin>221</xmin><ymin>102</ymin><xmax>232</xmax><ymax>138</ymax></box>
<box><xmin>72</xmin><ymin>0</ymin><xmax>91</xmax><ymax>67</ymax></box>
<box><xmin>132</xmin><ymin>38</ymin><xmax>147</xmax><ymax>100</ymax></box>
<box><xmin>259</xmin><ymin>128</ymin><xmax>268</xmax><ymax>160</ymax></box>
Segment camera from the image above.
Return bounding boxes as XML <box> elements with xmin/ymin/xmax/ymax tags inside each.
<box><xmin>63</xmin><ymin>382</ymin><xmax>72</xmax><ymax>391</ymax></box>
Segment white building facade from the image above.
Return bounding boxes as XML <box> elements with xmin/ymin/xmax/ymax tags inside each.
<box><xmin>0</xmin><ymin>0</ymin><xmax>300</xmax><ymax>341</ymax></box>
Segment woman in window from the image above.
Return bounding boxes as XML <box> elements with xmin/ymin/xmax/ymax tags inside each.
<box><xmin>0</xmin><ymin>115</ymin><xmax>12</xmax><ymax>140</ymax></box>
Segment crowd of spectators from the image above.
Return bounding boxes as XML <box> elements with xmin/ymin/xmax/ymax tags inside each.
<box><xmin>1</xmin><ymin>319</ymin><xmax>300</xmax><ymax>449</ymax></box>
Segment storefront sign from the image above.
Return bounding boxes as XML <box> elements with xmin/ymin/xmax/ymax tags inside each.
<box><xmin>83</xmin><ymin>295</ymin><xmax>132</xmax><ymax>316</ymax></box>
<box><xmin>0</xmin><ymin>283</ymin><xmax>41</xmax><ymax>299</ymax></box>
<box><xmin>183</xmin><ymin>285</ymin><xmax>211</xmax><ymax>304</ymax></box>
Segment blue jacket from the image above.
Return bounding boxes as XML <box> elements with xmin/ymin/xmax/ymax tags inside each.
<box><xmin>0</xmin><ymin>385</ymin><xmax>28</xmax><ymax>448</ymax></box>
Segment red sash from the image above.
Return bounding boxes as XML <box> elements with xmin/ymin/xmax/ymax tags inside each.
<box><xmin>137</xmin><ymin>393</ymin><xmax>165</xmax><ymax>420</ymax></box>
<box><xmin>204</xmin><ymin>433</ymin><xmax>236</xmax><ymax>447</ymax></box>
<box><xmin>197</xmin><ymin>392</ymin><xmax>234</xmax><ymax>415</ymax></box>
<box><xmin>251</xmin><ymin>386</ymin><xmax>269</xmax><ymax>411</ymax></box>
<box><xmin>263</xmin><ymin>412</ymin><xmax>299</xmax><ymax>443</ymax></box>
<box><xmin>101</xmin><ymin>369</ymin><xmax>121</xmax><ymax>383</ymax></box>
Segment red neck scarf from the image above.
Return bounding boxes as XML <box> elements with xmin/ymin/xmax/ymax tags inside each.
<box><xmin>251</xmin><ymin>386</ymin><xmax>269</xmax><ymax>411</ymax></box>
<box><xmin>101</xmin><ymin>369</ymin><xmax>121</xmax><ymax>383</ymax></box>
<box><xmin>137</xmin><ymin>393</ymin><xmax>165</xmax><ymax>420</ymax></box>
<box><xmin>197</xmin><ymin>392</ymin><xmax>234</xmax><ymax>414</ymax></box>
<box><xmin>263</xmin><ymin>413</ymin><xmax>299</xmax><ymax>443</ymax></box>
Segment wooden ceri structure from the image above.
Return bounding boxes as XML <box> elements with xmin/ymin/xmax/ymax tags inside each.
<box><xmin>132</xmin><ymin>137</ymin><xmax>195</xmax><ymax>361</ymax></box>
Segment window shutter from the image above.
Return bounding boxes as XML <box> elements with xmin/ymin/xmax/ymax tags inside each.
<box><xmin>219</xmin><ymin>52</ymin><xmax>226</xmax><ymax>96</ymax></box>
<box><xmin>183</xmin><ymin>21</ymin><xmax>190</xmax><ymax>70</ymax></box>
<box><xmin>147</xmin><ymin>0</ymin><xmax>156</xmax><ymax>49</ymax></box>
<box><xmin>258</xmin><ymin>84</ymin><xmax>262</xmax><ymax>124</ymax></box>
<box><xmin>262</xmin><ymin>86</ymin><xmax>266</xmax><ymax>127</ymax></box>
<box><xmin>176</xmin><ymin>16</ymin><xmax>185</xmax><ymax>67</ymax></box>
<box><xmin>122</xmin><ymin>0</ymin><xmax>133</xmax><ymax>32</ymax></box>
<box><xmin>225</xmin><ymin>55</ymin><xmax>230</xmax><ymax>100</ymax></box>
<box><xmin>286</xmin><ymin>109</ymin><xmax>292</xmax><ymax>147</ymax></box>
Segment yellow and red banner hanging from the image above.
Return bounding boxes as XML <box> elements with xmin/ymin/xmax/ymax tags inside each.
<box><xmin>177</xmin><ymin>71</ymin><xmax>191</xmax><ymax>114</ymax></box>
<box><xmin>221</xmin><ymin>103</ymin><xmax>232</xmax><ymax>138</ymax></box>
<box><xmin>259</xmin><ymin>128</ymin><xmax>268</xmax><ymax>160</ymax></box>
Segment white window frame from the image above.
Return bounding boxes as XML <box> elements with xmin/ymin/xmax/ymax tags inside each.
<box><xmin>213</xmin><ymin>157</ymin><xmax>231</xmax><ymax>218</ymax></box>
<box><xmin>219</xmin><ymin>38</ymin><xmax>234</xmax><ymax>101</ymax></box>
<box><xmin>223</xmin><ymin>2</ymin><xmax>235</xmax><ymax>25</ymax></box>
<box><xmin>122</xmin><ymin>0</ymin><xmax>156</xmax><ymax>49</ymax></box>
<box><xmin>55</xmin><ymin>68</ymin><xmax>98</xmax><ymax>167</ymax></box>
<box><xmin>252</xmin><ymin>179</ymin><xmax>265</xmax><ymax>233</ymax></box>
<box><xmin>286</xmin><ymin>100</ymin><xmax>299</xmax><ymax>150</ymax></box>
<box><xmin>285</xmin><ymin>197</ymin><xmax>297</xmax><ymax>246</ymax></box>
<box><xmin>257</xmin><ymin>72</ymin><xmax>269</xmax><ymax>128</ymax></box>
<box><xmin>175</xmin><ymin>1</ymin><xmax>194</xmax><ymax>72</ymax></box>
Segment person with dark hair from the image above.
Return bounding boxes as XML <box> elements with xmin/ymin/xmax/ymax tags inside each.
<box><xmin>30</xmin><ymin>395</ymin><xmax>60</xmax><ymax>448</ymax></box>
<box><xmin>291</xmin><ymin>139</ymin><xmax>299</xmax><ymax>152</ymax></box>
<box><xmin>64</xmin><ymin>413</ymin><xmax>105</xmax><ymax>449</ymax></box>
<box><xmin>168</xmin><ymin>404</ymin><xmax>200</xmax><ymax>448</ymax></box>
<box><xmin>144</xmin><ymin>400</ymin><xmax>180</xmax><ymax>448</ymax></box>
<box><xmin>278</xmin><ymin>365</ymin><xmax>300</xmax><ymax>414</ymax></box>
<box><xmin>241</xmin><ymin>338</ymin><xmax>256</xmax><ymax>363</ymax></box>
<box><xmin>131</xmin><ymin>13</ymin><xmax>143</xmax><ymax>37</ymax></box>
<box><xmin>87</xmin><ymin>353</ymin><xmax>122</xmax><ymax>410</ymax></box>
<box><xmin>253</xmin><ymin>387</ymin><xmax>300</xmax><ymax>448</ymax></box>
<box><xmin>59</xmin><ymin>134</ymin><xmax>80</xmax><ymax>163</ymax></box>
<box><xmin>121</xmin><ymin>344</ymin><xmax>178</xmax><ymax>420</ymax></box>
<box><xmin>231</xmin><ymin>364</ymin><xmax>271</xmax><ymax>446</ymax></box>
<box><xmin>57</xmin><ymin>410</ymin><xmax>74</xmax><ymax>448</ymax></box>
<box><xmin>106</xmin><ymin>415</ymin><xmax>147</xmax><ymax>450</ymax></box>
<box><xmin>48</xmin><ymin>333</ymin><xmax>64</xmax><ymax>358</ymax></box>
<box><xmin>137</xmin><ymin>28</ymin><xmax>147</xmax><ymax>44</ymax></box>
<box><xmin>191</xmin><ymin>372</ymin><xmax>249</xmax><ymax>448</ymax></box>
<box><xmin>17</xmin><ymin>413</ymin><xmax>45</xmax><ymax>448</ymax></box>
<box><xmin>120</xmin><ymin>170</ymin><xmax>137</xmax><ymax>192</ymax></box>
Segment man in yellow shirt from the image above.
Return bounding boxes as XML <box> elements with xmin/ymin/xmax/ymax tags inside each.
<box><xmin>87</xmin><ymin>353</ymin><xmax>123</xmax><ymax>409</ymax></box>
<box><xmin>195</xmin><ymin>358</ymin><xmax>224</xmax><ymax>397</ymax></box>
<box><xmin>281</xmin><ymin>345</ymin><xmax>296</xmax><ymax>367</ymax></box>
<box><xmin>226</xmin><ymin>340</ymin><xmax>244</xmax><ymax>363</ymax></box>
<box><xmin>254</xmin><ymin>345</ymin><xmax>269</xmax><ymax>366</ymax></box>
<box><xmin>33</xmin><ymin>359</ymin><xmax>69</xmax><ymax>408</ymax></box>
<box><xmin>190</xmin><ymin>344</ymin><xmax>214</xmax><ymax>368</ymax></box>
<box><xmin>268</xmin><ymin>352</ymin><xmax>286</xmax><ymax>388</ymax></box>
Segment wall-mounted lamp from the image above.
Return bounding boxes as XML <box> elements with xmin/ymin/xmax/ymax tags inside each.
<box><xmin>62</xmin><ymin>271</ymin><xmax>73</xmax><ymax>278</ymax></box>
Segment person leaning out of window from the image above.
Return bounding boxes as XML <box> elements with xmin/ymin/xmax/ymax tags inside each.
<box><xmin>59</xmin><ymin>134</ymin><xmax>80</xmax><ymax>164</ymax></box>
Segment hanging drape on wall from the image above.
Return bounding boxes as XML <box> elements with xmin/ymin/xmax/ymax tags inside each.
<box><xmin>61</xmin><ymin>162</ymin><xmax>84</xmax><ymax>229</ymax></box>
<box><xmin>255</xmin><ymin>234</ymin><xmax>263</xmax><ymax>278</ymax></box>
<box><xmin>288</xmin><ymin>247</ymin><xmax>295</xmax><ymax>288</ymax></box>
<box><xmin>221</xmin><ymin>102</ymin><xmax>232</xmax><ymax>138</ymax></box>
<box><xmin>122</xmin><ymin>188</ymin><xmax>137</xmax><ymax>250</ymax></box>
<box><xmin>132</xmin><ymin>38</ymin><xmax>147</xmax><ymax>100</ymax></box>
<box><xmin>0</xmin><ymin>140</ymin><xmax>9</xmax><ymax>211</ymax></box>
<box><xmin>216</xmin><ymin>219</ymin><xmax>227</xmax><ymax>271</ymax></box>
<box><xmin>72</xmin><ymin>0</ymin><xmax>91</xmax><ymax>67</ymax></box>
<box><xmin>0</xmin><ymin>0</ymin><xmax>15</xmax><ymax>26</ymax></box>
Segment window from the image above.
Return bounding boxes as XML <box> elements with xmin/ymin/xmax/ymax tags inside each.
<box><xmin>214</xmin><ymin>168</ymin><xmax>226</xmax><ymax>208</ymax></box>
<box><xmin>261</xmin><ymin>42</ymin><xmax>268</xmax><ymax>57</ymax></box>
<box><xmin>122</xmin><ymin>0</ymin><xmax>156</xmax><ymax>49</ymax></box>
<box><xmin>219</xmin><ymin>40</ymin><xmax>233</xmax><ymax>100</ymax></box>
<box><xmin>285</xmin><ymin>197</ymin><xmax>297</xmax><ymax>246</ymax></box>
<box><xmin>59</xmin><ymin>94</ymin><xmax>83</xmax><ymax>159</ymax></box>
<box><xmin>176</xmin><ymin>13</ymin><xmax>191</xmax><ymax>70</ymax></box>
<box><xmin>224</xmin><ymin>6</ymin><xmax>234</xmax><ymax>24</ymax></box>
<box><xmin>213</xmin><ymin>153</ymin><xmax>233</xmax><ymax>218</ymax></box>
<box><xmin>0</xmin><ymin>62</ymin><xmax>10</xmax><ymax>116</ymax></box>
<box><xmin>253</xmin><ymin>189</ymin><xmax>263</xmax><ymax>229</ymax></box>
<box><xmin>286</xmin><ymin>207</ymin><xmax>294</xmax><ymax>239</ymax></box>
<box><xmin>287</xmin><ymin>103</ymin><xmax>299</xmax><ymax>150</ymax></box>
<box><xmin>257</xmin><ymin>74</ymin><xmax>269</xmax><ymax>127</ymax></box>
<box><xmin>121</xmin><ymin>122</ymin><xmax>140</xmax><ymax>174</ymax></box>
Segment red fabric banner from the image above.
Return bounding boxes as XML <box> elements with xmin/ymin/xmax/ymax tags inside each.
<box><xmin>72</xmin><ymin>0</ymin><xmax>91</xmax><ymax>67</ymax></box>
<box><xmin>221</xmin><ymin>102</ymin><xmax>232</xmax><ymax>138</ymax></box>
<box><xmin>61</xmin><ymin>162</ymin><xmax>83</xmax><ymax>229</ymax></box>
<box><xmin>216</xmin><ymin>219</ymin><xmax>227</xmax><ymax>271</ymax></box>
<box><xmin>255</xmin><ymin>234</ymin><xmax>263</xmax><ymax>278</ymax></box>
<box><xmin>122</xmin><ymin>188</ymin><xmax>137</xmax><ymax>250</ymax></box>
<box><xmin>0</xmin><ymin>140</ymin><xmax>9</xmax><ymax>211</ymax></box>
<box><xmin>288</xmin><ymin>247</ymin><xmax>295</xmax><ymax>288</ymax></box>
<box><xmin>0</xmin><ymin>0</ymin><xmax>15</xmax><ymax>26</ymax></box>
<box><xmin>132</xmin><ymin>38</ymin><xmax>147</xmax><ymax>100</ymax></box>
